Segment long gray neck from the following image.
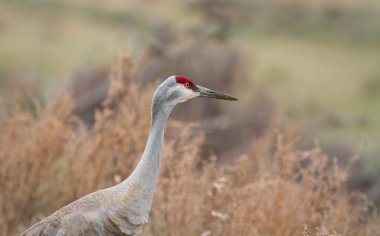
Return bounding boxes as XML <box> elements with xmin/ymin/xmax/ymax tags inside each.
<box><xmin>114</xmin><ymin>95</ymin><xmax>175</xmax><ymax>226</ymax></box>
<box><xmin>123</xmin><ymin>95</ymin><xmax>174</xmax><ymax>195</ymax></box>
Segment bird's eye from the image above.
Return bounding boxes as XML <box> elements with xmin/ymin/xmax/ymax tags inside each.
<box><xmin>184</xmin><ymin>82</ymin><xmax>191</xmax><ymax>89</ymax></box>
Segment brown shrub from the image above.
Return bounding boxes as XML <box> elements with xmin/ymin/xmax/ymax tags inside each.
<box><xmin>62</xmin><ymin>41</ymin><xmax>262</xmax><ymax>157</ymax></box>
<box><xmin>147</xmin><ymin>130</ymin><xmax>379</xmax><ymax>236</ymax></box>
<box><xmin>0</xmin><ymin>58</ymin><xmax>378</xmax><ymax>235</ymax></box>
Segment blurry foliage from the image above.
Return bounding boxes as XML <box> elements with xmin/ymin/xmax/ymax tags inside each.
<box><xmin>1</xmin><ymin>0</ymin><xmax>380</xmax><ymax>234</ymax></box>
<box><xmin>0</xmin><ymin>56</ymin><xmax>379</xmax><ymax>235</ymax></box>
<box><xmin>4</xmin><ymin>0</ymin><xmax>145</xmax><ymax>27</ymax></box>
<box><xmin>184</xmin><ymin>0</ymin><xmax>380</xmax><ymax>41</ymax></box>
<box><xmin>63</xmin><ymin>29</ymin><xmax>258</xmax><ymax>157</ymax></box>
<box><xmin>363</xmin><ymin>75</ymin><xmax>380</xmax><ymax>99</ymax></box>
<box><xmin>247</xmin><ymin>0</ymin><xmax>380</xmax><ymax>40</ymax></box>
<box><xmin>66</xmin><ymin>65</ymin><xmax>110</xmax><ymax>125</ymax></box>
<box><xmin>137</xmin><ymin>41</ymin><xmax>241</xmax><ymax>120</ymax></box>
<box><xmin>186</xmin><ymin>0</ymin><xmax>250</xmax><ymax>40</ymax></box>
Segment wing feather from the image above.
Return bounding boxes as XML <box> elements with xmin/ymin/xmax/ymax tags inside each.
<box><xmin>22</xmin><ymin>189</ymin><xmax>141</xmax><ymax>236</ymax></box>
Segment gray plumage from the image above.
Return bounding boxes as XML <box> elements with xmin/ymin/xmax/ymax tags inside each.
<box><xmin>22</xmin><ymin>76</ymin><xmax>237</xmax><ymax>236</ymax></box>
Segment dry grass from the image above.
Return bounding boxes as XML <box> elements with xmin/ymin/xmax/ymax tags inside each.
<box><xmin>0</xmin><ymin>58</ymin><xmax>378</xmax><ymax>235</ymax></box>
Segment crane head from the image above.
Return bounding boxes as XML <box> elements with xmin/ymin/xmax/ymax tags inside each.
<box><xmin>154</xmin><ymin>75</ymin><xmax>238</xmax><ymax>106</ymax></box>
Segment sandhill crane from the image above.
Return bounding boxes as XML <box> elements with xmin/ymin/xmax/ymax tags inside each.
<box><xmin>22</xmin><ymin>75</ymin><xmax>237</xmax><ymax>236</ymax></box>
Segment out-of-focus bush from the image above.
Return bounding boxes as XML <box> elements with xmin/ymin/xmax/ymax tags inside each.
<box><xmin>363</xmin><ymin>74</ymin><xmax>380</xmax><ymax>99</ymax></box>
<box><xmin>185</xmin><ymin>0</ymin><xmax>250</xmax><ymax>40</ymax></box>
<box><xmin>137</xmin><ymin>41</ymin><xmax>241</xmax><ymax>120</ymax></box>
<box><xmin>65</xmin><ymin>39</ymin><xmax>269</xmax><ymax>157</ymax></box>
<box><xmin>66</xmin><ymin>65</ymin><xmax>110</xmax><ymax>125</ymax></box>
<box><xmin>0</xmin><ymin>57</ymin><xmax>378</xmax><ymax>235</ymax></box>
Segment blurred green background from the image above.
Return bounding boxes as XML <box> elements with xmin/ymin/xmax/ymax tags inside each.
<box><xmin>1</xmin><ymin>0</ymin><xmax>380</xmax><ymax>200</ymax></box>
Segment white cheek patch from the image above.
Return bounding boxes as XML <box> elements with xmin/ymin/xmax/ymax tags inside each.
<box><xmin>165</xmin><ymin>84</ymin><xmax>199</xmax><ymax>104</ymax></box>
<box><xmin>178</xmin><ymin>89</ymin><xmax>198</xmax><ymax>103</ymax></box>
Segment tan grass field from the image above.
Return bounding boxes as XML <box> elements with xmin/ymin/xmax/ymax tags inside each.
<box><xmin>1</xmin><ymin>58</ymin><xmax>379</xmax><ymax>235</ymax></box>
<box><xmin>1</xmin><ymin>0</ymin><xmax>380</xmax><ymax>235</ymax></box>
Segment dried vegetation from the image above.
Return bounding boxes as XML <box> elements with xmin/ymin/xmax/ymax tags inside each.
<box><xmin>0</xmin><ymin>57</ymin><xmax>378</xmax><ymax>236</ymax></box>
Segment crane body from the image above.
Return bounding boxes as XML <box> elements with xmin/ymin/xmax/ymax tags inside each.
<box><xmin>22</xmin><ymin>75</ymin><xmax>237</xmax><ymax>236</ymax></box>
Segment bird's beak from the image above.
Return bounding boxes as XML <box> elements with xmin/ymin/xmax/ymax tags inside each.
<box><xmin>196</xmin><ymin>85</ymin><xmax>238</xmax><ymax>101</ymax></box>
